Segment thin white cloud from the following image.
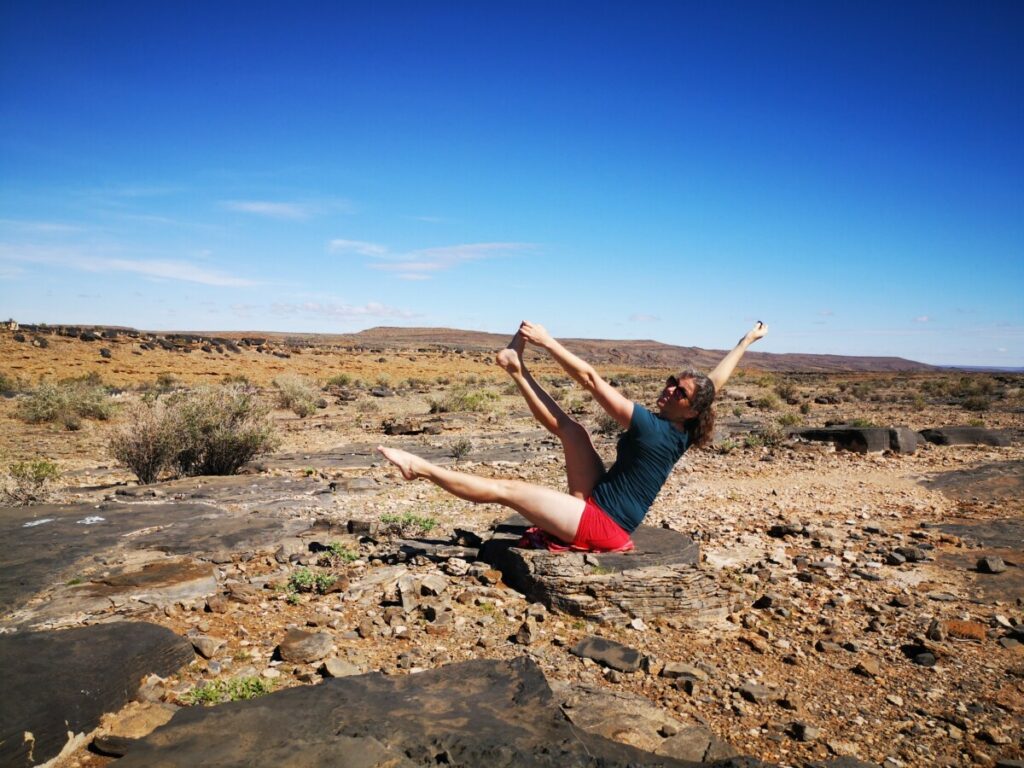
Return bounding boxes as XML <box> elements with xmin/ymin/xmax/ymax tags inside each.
<box><xmin>270</xmin><ymin>301</ymin><xmax>417</xmax><ymax>319</ymax></box>
<box><xmin>328</xmin><ymin>239</ymin><xmax>533</xmax><ymax>279</ymax></box>
<box><xmin>629</xmin><ymin>313</ymin><xmax>660</xmax><ymax>322</ymax></box>
<box><xmin>818</xmin><ymin>309</ymin><xmax>835</xmax><ymax>317</ymax></box>
<box><xmin>329</xmin><ymin>239</ymin><xmax>388</xmax><ymax>256</ymax></box>
<box><xmin>0</xmin><ymin>244</ymin><xmax>257</xmax><ymax>287</ymax></box>
<box><xmin>0</xmin><ymin>219</ymin><xmax>83</xmax><ymax>234</ymax></box>
<box><xmin>915</xmin><ymin>315</ymin><xmax>931</xmax><ymax>323</ymax></box>
<box><xmin>223</xmin><ymin>198</ymin><xmax>353</xmax><ymax>220</ymax></box>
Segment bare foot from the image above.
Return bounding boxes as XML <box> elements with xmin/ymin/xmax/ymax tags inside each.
<box><xmin>496</xmin><ymin>332</ymin><xmax>525</xmax><ymax>376</ymax></box>
<box><xmin>376</xmin><ymin>445</ymin><xmax>425</xmax><ymax>481</ymax></box>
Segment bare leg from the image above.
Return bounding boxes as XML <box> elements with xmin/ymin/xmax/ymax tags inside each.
<box><xmin>497</xmin><ymin>332</ymin><xmax>605</xmax><ymax>499</ymax></box>
<box><xmin>377</xmin><ymin>446</ymin><xmax>584</xmax><ymax>543</ymax></box>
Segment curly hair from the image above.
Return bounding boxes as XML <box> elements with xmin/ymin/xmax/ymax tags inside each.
<box><xmin>676</xmin><ymin>369</ymin><xmax>716</xmax><ymax>449</ymax></box>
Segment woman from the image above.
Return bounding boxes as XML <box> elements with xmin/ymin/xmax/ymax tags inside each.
<box><xmin>378</xmin><ymin>320</ymin><xmax>767</xmax><ymax>552</ymax></box>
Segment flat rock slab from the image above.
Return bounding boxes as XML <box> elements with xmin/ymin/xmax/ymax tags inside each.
<box><xmin>264</xmin><ymin>433</ymin><xmax>553</xmax><ymax>471</ymax></box>
<box><xmin>934</xmin><ymin>517</ymin><xmax>1024</xmax><ymax>605</ymax></box>
<box><xmin>921</xmin><ymin>461</ymin><xmax>1024</xmax><ymax>503</ymax></box>
<box><xmin>119</xmin><ymin>656</ymin><xmax>765</xmax><ymax>767</ymax></box>
<box><xmin>115</xmin><ymin>474</ymin><xmax>327</xmax><ymax>508</ymax></box>
<box><xmin>796</xmin><ymin>427</ymin><xmax>918</xmax><ymax>454</ymax></box>
<box><xmin>571</xmin><ymin>635</ymin><xmax>643</xmax><ymax>671</ymax></box>
<box><xmin>919</xmin><ymin>427</ymin><xmax>1012</xmax><ymax>447</ymax></box>
<box><xmin>553</xmin><ymin>681</ymin><xmax>738</xmax><ymax>763</ymax></box>
<box><xmin>0</xmin><ymin>621</ymin><xmax>192</xmax><ymax>768</ymax></box>
<box><xmin>0</xmin><ymin>500</ymin><xmax>307</xmax><ymax>617</ymax></box>
<box><xmin>480</xmin><ymin>516</ymin><xmax>730</xmax><ymax>625</ymax></box>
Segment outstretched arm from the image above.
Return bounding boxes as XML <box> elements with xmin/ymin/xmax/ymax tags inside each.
<box><xmin>707</xmin><ymin>321</ymin><xmax>768</xmax><ymax>393</ymax></box>
<box><xmin>518</xmin><ymin>321</ymin><xmax>634</xmax><ymax>429</ymax></box>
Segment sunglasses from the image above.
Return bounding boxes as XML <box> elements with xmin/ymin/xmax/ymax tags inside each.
<box><xmin>665</xmin><ymin>376</ymin><xmax>692</xmax><ymax>401</ymax></box>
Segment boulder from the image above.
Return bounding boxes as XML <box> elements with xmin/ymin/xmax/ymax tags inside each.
<box><xmin>920</xmin><ymin>427</ymin><xmax>1011</xmax><ymax>447</ymax></box>
<box><xmin>796</xmin><ymin>427</ymin><xmax>918</xmax><ymax>454</ymax></box>
<box><xmin>479</xmin><ymin>516</ymin><xmax>729</xmax><ymax>625</ymax></box>
<box><xmin>117</xmin><ymin>657</ymin><xmax>760</xmax><ymax>767</ymax></box>
<box><xmin>0</xmin><ymin>622</ymin><xmax>192</xmax><ymax>767</ymax></box>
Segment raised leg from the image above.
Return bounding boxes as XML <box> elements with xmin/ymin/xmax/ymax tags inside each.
<box><xmin>377</xmin><ymin>446</ymin><xmax>585</xmax><ymax>543</ymax></box>
<box><xmin>497</xmin><ymin>332</ymin><xmax>606</xmax><ymax>499</ymax></box>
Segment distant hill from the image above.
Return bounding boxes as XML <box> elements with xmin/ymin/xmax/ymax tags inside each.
<box><xmin>347</xmin><ymin>327</ymin><xmax>937</xmax><ymax>372</ymax></box>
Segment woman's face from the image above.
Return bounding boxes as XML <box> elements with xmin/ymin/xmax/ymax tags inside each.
<box><xmin>657</xmin><ymin>375</ymin><xmax>698</xmax><ymax>419</ymax></box>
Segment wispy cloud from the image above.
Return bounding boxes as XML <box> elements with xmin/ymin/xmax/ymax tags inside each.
<box><xmin>629</xmin><ymin>313</ymin><xmax>660</xmax><ymax>322</ymax></box>
<box><xmin>329</xmin><ymin>240</ymin><xmax>532</xmax><ymax>280</ymax></box>
<box><xmin>270</xmin><ymin>301</ymin><xmax>418</xmax><ymax>319</ymax></box>
<box><xmin>818</xmin><ymin>309</ymin><xmax>835</xmax><ymax>317</ymax></box>
<box><xmin>0</xmin><ymin>218</ymin><xmax>84</xmax><ymax>234</ymax></box>
<box><xmin>0</xmin><ymin>244</ymin><xmax>256</xmax><ymax>287</ymax></box>
<box><xmin>914</xmin><ymin>315</ymin><xmax>931</xmax><ymax>323</ymax></box>
<box><xmin>328</xmin><ymin>239</ymin><xmax>389</xmax><ymax>256</ymax></box>
<box><xmin>223</xmin><ymin>198</ymin><xmax>352</xmax><ymax>220</ymax></box>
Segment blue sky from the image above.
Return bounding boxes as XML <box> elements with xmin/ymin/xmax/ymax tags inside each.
<box><xmin>1</xmin><ymin>2</ymin><xmax>1021</xmax><ymax>366</ymax></box>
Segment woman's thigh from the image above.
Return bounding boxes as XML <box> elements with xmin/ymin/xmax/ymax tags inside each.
<box><xmin>499</xmin><ymin>479</ymin><xmax>587</xmax><ymax>543</ymax></box>
<box><xmin>559</xmin><ymin>421</ymin><xmax>606</xmax><ymax>499</ymax></box>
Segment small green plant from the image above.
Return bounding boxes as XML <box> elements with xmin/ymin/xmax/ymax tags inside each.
<box><xmin>319</xmin><ymin>541</ymin><xmax>358</xmax><ymax>565</ymax></box>
<box><xmin>450</xmin><ymin>438</ymin><xmax>472</xmax><ymax>461</ymax></box>
<box><xmin>968</xmin><ymin>418</ymin><xmax>986</xmax><ymax>427</ymax></box>
<box><xmin>732</xmin><ymin>405</ymin><xmax>743</xmax><ymax>418</ymax></box>
<box><xmin>326</xmin><ymin>373</ymin><xmax>352</xmax><ymax>387</ymax></box>
<box><xmin>273</xmin><ymin>374</ymin><xmax>321</xmax><ymax>417</ymax></box>
<box><xmin>847</xmin><ymin>417</ymin><xmax>877</xmax><ymax>428</ymax></box>
<box><xmin>714</xmin><ymin>439</ymin><xmax>738</xmax><ymax>455</ymax></box>
<box><xmin>3</xmin><ymin>457</ymin><xmax>60</xmax><ymax>504</ymax></box>
<box><xmin>155</xmin><ymin>373</ymin><xmax>177</xmax><ymax>392</ymax></box>
<box><xmin>288</xmin><ymin>567</ymin><xmax>337</xmax><ymax>594</ymax></box>
<box><xmin>909</xmin><ymin>394</ymin><xmax>926</xmax><ymax>411</ymax></box>
<box><xmin>775</xmin><ymin>382</ymin><xmax>797</xmax><ymax>401</ymax></box>
<box><xmin>66</xmin><ymin>576</ymin><xmax>83</xmax><ymax>586</ymax></box>
<box><xmin>799</xmin><ymin>402</ymin><xmax>811</xmax><ymax>415</ymax></box>
<box><xmin>777</xmin><ymin>412</ymin><xmax>802</xmax><ymax>428</ymax></box>
<box><xmin>186</xmin><ymin>676</ymin><xmax>274</xmax><ymax>706</ymax></box>
<box><xmin>222</xmin><ymin>373</ymin><xmax>250</xmax><ymax>385</ymax></box>
<box><xmin>380</xmin><ymin>512</ymin><xmax>438</xmax><ymax>537</ymax></box>
<box><xmin>752</xmin><ymin>394</ymin><xmax>780</xmax><ymax>411</ymax></box>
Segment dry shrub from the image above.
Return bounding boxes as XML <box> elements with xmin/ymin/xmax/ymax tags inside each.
<box><xmin>109</xmin><ymin>385</ymin><xmax>279</xmax><ymax>483</ymax></box>
<box><xmin>17</xmin><ymin>379</ymin><xmax>115</xmax><ymax>430</ymax></box>
<box><xmin>273</xmin><ymin>374</ymin><xmax>321</xmax><ymax>417</ymax></box>
<box><xmin>2</xmin><ymin>457</ymin><xmax>60</xmax><ymax>504</ymax></box>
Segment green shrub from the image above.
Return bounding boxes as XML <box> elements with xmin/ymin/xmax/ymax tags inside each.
<box><xmin>0</xmin><ymin>372</ymin><xmax>20</xmax><ymax>396</ymax></box>
<box><xmin>186</xmin><ymin>676</ymin><xmax>274</xmax><ymax>706</ymax></box>
<box><xmin>155</xmin><ymin>373</ymin><xmax>178</xmax><ymax>392</ymax></box>
<box><xmin>429</xmin><ymin>387</ymin><xmax>498</xmax><ymax>414</ymax></box>
<box><xmin>17</xmin><ymin>380</ymin><xmax>115</xmax><ymax>430</ymax></box>
<box><xmin>380</xmin><ymin>512</ymin><xmax>438</xmax><ymax>537</ymax></box>
<box><xmin>799</xmin><ymin>402</ymin><xmax>812</xmax><ymax>415</ymax></box>
<box><xmin>450</xmin><ymin>438</ymin><xmax>472</xmax><ymax>461</ymax></box>
<box><xmin>751</xmin><ymin>393</ymin><xmax>780</xmax><ymax>411</ymax></box>
<box><xmin>2</xmin><ymin>457</ymin><xmax>60</xmax><ymax>504</ymax></box>
<box><xmin>962</xmin><ymin>395</ymin><xmax>990</xmax><ymax>412</ymax></box>
<box><xmin>326</xmin><ymin>373</ymin><xmax>352</xmax><ymax>387</ymax></box>
<box><xmin>714</xmin><ymin>439</ymin><xmax>738</xmax><ymax>455</ymax></box>
<box><xmin>777</xmin><ymin>412</ymin><xmax>803</xmax><ymax>427</ymax></box>
<box><xmin>109</xmin><ymin>386</ymin><xmax>278</xmax><ymax>483</ymax></box>
<box><xmin>775</xmin><ymin>382</ymin><xmax>797</xmax><ymax>401</ymax></box>
<box><xmin>273</xmin><ymin>374</ymin><xmax>321</xmax><ymax>417</ymax></box>
<box><xmin>847</xmin><ymin>417</ymin><xmax>877</xmax><ymax>428</ymax></box>
<box><xmin>173</xmin><ymin>386</ymin><xmax>279</xmax><ymax>476</ymax></box>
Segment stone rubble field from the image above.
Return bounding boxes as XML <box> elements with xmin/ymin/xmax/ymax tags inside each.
<box><xmin>0</xmin><ymin>328</ymin><xmax>1022</xmax><ymax>768</ymax></box>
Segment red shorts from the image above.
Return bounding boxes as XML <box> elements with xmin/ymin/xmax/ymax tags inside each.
<box><xmin>517</xmin><ymin>497</ymin><xmax>634</xmax><ymax>553</ymax></box>
<box><xmin>571</xmin><ymin>497</ymin><xmax>635</xmax><ymax>552</ymax></box>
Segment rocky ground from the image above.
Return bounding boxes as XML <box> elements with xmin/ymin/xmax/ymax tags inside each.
<box><xmin>0</xmin><ymin>328</ymin><xmax>1021</xmax><ymax>767</ymax></box>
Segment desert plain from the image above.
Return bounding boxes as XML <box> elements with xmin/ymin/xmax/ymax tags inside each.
<box><xmin>0</xmin><ymin>324</ymin><xmax>1021</xmax><ymax>768</ymax></box>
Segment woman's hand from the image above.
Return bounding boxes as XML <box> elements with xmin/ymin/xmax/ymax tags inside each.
<box><xmin>518</xmin><ymin>321</ymin><xmax>553</xmax><ymax>348</ymax></box>
<box><xmin>745</xmin><ymin>321</ymin><xmax>768</xmax><ymax>344</ymax></box>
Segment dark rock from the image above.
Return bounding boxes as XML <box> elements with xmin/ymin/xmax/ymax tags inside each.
<box><xmin>118</xmin><ymin>657</ymin><xmax>733</xmax><ymax>767</ymax></box>
<box><xmin>571</xmin><ymin>635</ymin><xmax>643</xmax><ymax>672</ymax></box>
<box><xmin>791</xmin><ymin>721</ymin><xmax>820</xmax><ymax>742</ymax></box>
<box><xmin>768</xmin><ymin>523</ymin><xmax>803</xmax><ymax>538</ymax></box>
<box><xmin>796</xmin><ymin>427</ymin><xmax>892</xmax><ymax>454</ymax></box>
<box><xmin>920</xmin><ymin>427</ymin><xmax>1011</xmax><ymax>447</ymax></box>
<box><xmin>0</xmin><ymin>622</ymin><xmax>192</xmax><ymax>768</ymax></box>
<box><xmin>91</xmin><ymin>734</ymin><xmax>139</xmax><ymax>757</ymax></box>
<box><xmin>977</xmin><ymin>556</ymin><xmax>1007</xmax><ymax>574</ymax></box>
<box><xmin>888</xmin><ymin>426</ymin><xmax>919</xmax><ymax>454</ymax></box>
<box><xmin>895</xmin><ymin>546</ymin><xmax>925</xmax><ymax>563</ymax></box>
<box><xmin>277</xmin><ymin>629</ymin><xmax>334</xmax><ymax>663</ymax></box>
